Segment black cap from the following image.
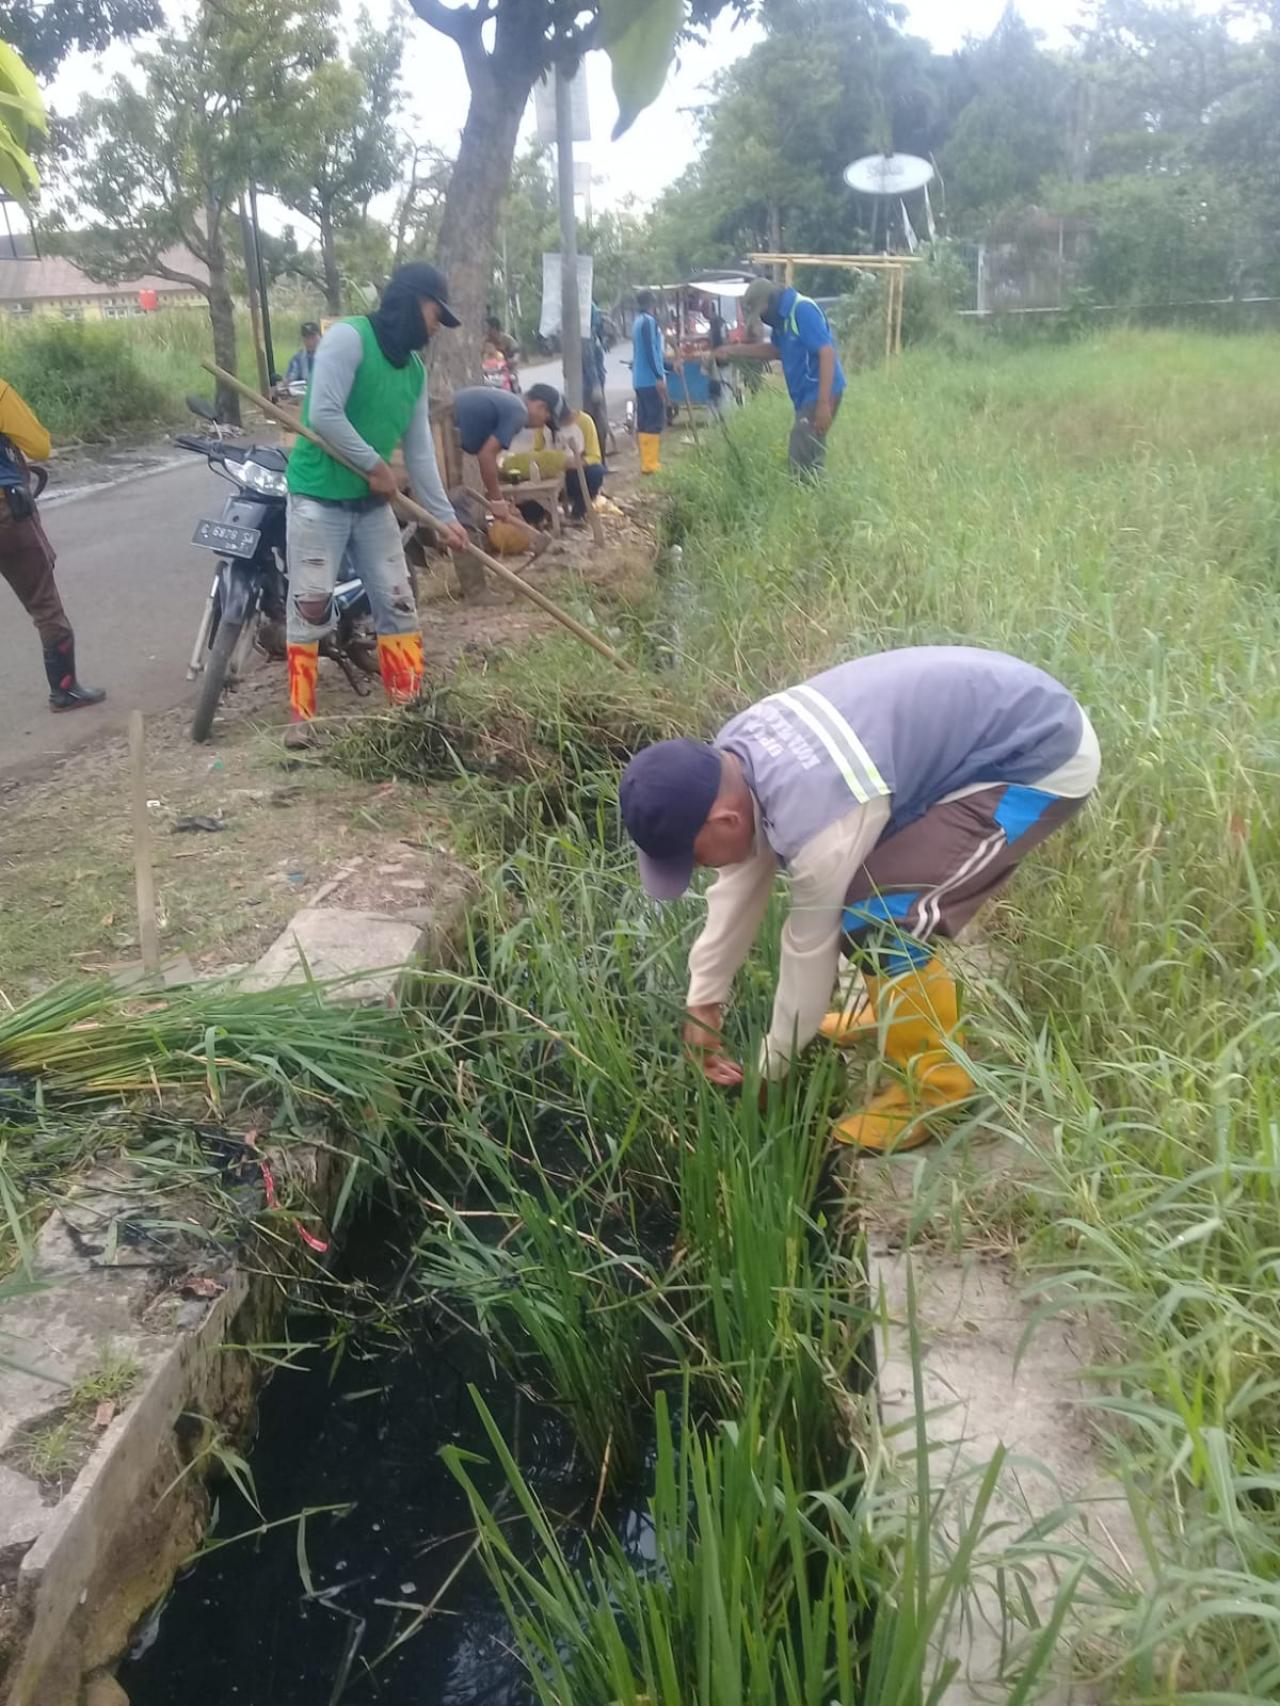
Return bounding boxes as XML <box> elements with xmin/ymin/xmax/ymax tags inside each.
<box><xmin>300</xmin><ymin>321</ymin><xmax>321</xmax><ymax>337</ymax></box>
<box><xmin>619</xmin><ymin>738</ymin><xmax>722</xmax><ymax>900</ymax></box>
<box><xmin>392</xmin><ymin>262</ymin><xmax>460</xmax><ymax>329</ymax></box>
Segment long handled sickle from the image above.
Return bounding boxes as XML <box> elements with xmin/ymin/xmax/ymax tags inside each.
<box><xmin>202</xmin><ymin>362</ymin><xmax>632</xmax><ymax>673</ymax></box>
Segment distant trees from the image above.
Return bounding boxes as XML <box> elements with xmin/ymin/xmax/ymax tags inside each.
<box><xmin>265</xmin><ymin>11</ymin><xmax>407</xmax><ymax>315</ymax></box>
<box><xmin>636</xmin><ymin>0</ymin><xmax>1280</xmax><ymax>308</ymax></box>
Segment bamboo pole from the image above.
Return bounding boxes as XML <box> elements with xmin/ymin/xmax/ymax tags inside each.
<box><xmin>202</xmin><ymin>361</ymin><xmax>631</xmax><ymax>673</ymax></box>
<box><xmin>895</xmin><ymin>265</ymin><xmax>906</xmax><ymax>355</ymax></box>
<box><xmin>675</xmin><ymin>365</ymin><xmax>702</xmax><ymax>449</ymax></box>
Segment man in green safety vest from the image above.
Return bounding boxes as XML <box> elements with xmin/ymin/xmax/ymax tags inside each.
<box><xmin>717</xmin><ymin>276</ymin><xmax>846</xmax><ymax>475</ymax></box>
<box><xmin>285</xmin><ymin>263</ymin><xmax>469</xmax><ymax>747</ymax></box>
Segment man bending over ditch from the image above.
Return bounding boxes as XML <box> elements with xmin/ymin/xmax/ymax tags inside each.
<box><xmin>620</xmin><ymin>646</ymin><xmax>1100</xmax><ymax>1152</ymax></box>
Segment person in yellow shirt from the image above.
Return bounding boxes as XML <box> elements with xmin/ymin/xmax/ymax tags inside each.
<box><xmin>0</xmin><ymin>380</ymin><xmax>104</xmax><ymax>711</ymax></box>
<box><xmin>505</xmin><ymin>383</ymin><xmax>606</xmax><ymax>522</ymax></box>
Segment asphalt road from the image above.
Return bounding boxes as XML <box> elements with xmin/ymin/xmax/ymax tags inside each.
<box><xmin>0</xmin><ymin>461</ymin><xmax>225</xmax><ymax>779</ymax></box>
<box><xmin>521</xmin><ymin>346</ymin><xmax>635</xmax><ymax>414</ymax></box>
<box><xmin>0</xmin><ymin>354</ymin><xmax>640</xmax><ymax>781</ymax></box>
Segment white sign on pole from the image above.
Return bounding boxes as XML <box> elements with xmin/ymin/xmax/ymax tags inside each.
<box><xmin>533</xmin><ymin>68</ymin><xmax>590</xmax><ymax>144</ymax></box>
<box><xmin>540</xmin><ymin>253</ymin><xmax>594</xmax><ymax>338</ymax></box>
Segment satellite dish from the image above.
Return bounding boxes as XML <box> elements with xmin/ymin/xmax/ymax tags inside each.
<box><xmin>843</xmin><ymin>154</ymin><xmax>934</xmax><ymax>196</ymax></box>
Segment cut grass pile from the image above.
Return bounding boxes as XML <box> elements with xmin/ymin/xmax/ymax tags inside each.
<box><xmin>0</xmin><ymin>977</ymin><xmax>442</xmax><ymax>1272</ymax></box>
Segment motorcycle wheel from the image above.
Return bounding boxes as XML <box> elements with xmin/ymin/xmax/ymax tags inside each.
<box><xmin>191</xmin><ymin>617</ymin><xmax>242</xmax><ymax>743</ymax></box>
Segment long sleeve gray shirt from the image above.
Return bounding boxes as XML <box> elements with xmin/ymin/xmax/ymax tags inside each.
<box><xmin>307</xmin><ymin>322</ymin><xmax>456</xmax><ymax>525</ymax></box>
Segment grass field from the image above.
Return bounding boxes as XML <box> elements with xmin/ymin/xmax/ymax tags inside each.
<box><xmin>5</xmin><ymin>325</ymin><xmax>1279</xmax><ymax>1696</ymax></box>
<box><xmin>349</xmin><ymin>325</ymin><xmax>1280</xmax><ymax>1696</ymax></box>
<box><xmin>0</xmin><ymin>310</ymin><xmax>262</xmax><ymax>441</ymax></box>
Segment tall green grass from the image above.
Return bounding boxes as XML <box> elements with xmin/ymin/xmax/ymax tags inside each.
<box><xmin>394</xmin><ymin>816</ymin><xmax>1089</xmax><ymax>1699</ymax></box>
<box><xmin>0</xmin><ymin>310</ymin><xmax>260</xmax><ymax>441</ymax></box>
<box><xmin>354</xmin><ymin>327</ymin><xmax>1280</xmax><ymax>1691</ymax></box>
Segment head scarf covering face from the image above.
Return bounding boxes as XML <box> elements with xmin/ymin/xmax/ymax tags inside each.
<box><xmin>368</xmin><ymin>264</ymin><xmax>448</xmax><ymax>368</ymax></box>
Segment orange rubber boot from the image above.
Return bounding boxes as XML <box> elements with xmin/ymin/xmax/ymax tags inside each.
<box><xmin>377</xmin><ymin>631</ymin><xmax>425</xmax><ymax>705</ymax></box>
<box><xmin>287</xmin><ymin>641</ymin><xmax>318</xmax><ymax>721</ymax></box>
<box><xmin>638</xmin><ymin>433</ymin><xmax>662</xmax><ymax>475</ymax></box>
<box><xmin>833</xmin><ymin>957</ymin><xmax>975</xmax><ymax>1154</ymax></box>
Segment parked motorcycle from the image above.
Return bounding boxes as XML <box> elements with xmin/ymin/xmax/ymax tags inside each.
<box><xmin>178</xmin><ymin>396</ymin><xmax>378</xmax><ymax>743</ymax></box>
<box><xmin>482</xmin><ymin>353</ymin><xmax>521</xmax><ymax>393</ymax></box>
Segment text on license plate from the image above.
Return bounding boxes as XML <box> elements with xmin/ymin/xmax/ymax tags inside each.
<box><xmin>193</xmin><ymin>519</ymin><xmax>260</xmax><ymax>559</ymax></box>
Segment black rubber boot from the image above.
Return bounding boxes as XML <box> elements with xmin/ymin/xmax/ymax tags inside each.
<box><xmin>44</xmin><ymin>638</ymin><xmax>106</xmax><ymax>712</ymax></box>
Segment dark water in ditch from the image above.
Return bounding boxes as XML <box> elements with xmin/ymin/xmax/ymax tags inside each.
<box><xmin>123</xmin><ymin>1229</ymin><xmax>627</xmax><ymax>1706</ymax></box>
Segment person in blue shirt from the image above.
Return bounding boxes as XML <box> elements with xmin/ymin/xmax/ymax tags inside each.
<box><xmin>724</xmin><ymin>276</ymin><xmax>847</xmax><ymax>475</ymax></box>
<box><xmin>284</xmin><ymin>321</ymin><xmax>321</xmax><ymax>390</ymax></box>
<box><xmin>631</xmin><ymin>290</ymin><xmax>668</xmax><ymax>476</ymax></box>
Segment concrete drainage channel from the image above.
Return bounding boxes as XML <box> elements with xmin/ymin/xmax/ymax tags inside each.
<box><xmin>0</xmin><ymin>900</ymin><xmax>468</xmax><ymax>1706</ymax></box>
<box><xmin>865</xmin><ymin>1157</ymin><xmax>1141</xmax><ymax>1705</ymax></box>
<box><xmin>1</xmin><ymin>902</ymin><xmax>1138</xmax><ymax>1705</ymax></box>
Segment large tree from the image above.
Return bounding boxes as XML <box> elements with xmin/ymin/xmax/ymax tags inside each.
<box><xmin>3</xmin><ymin>0</ymin><xmax>160</xmax><ymax>80</ymax></box>
<box><xmin>265</xmin><ymin>10</ymin><xmax>406</xmax><ymax>314</ymax></box>
<box><xmin>58</xmin><ymin>0</ymin><xmax>335</xmax><ymax>422</ymax></box>
<box><xmin>407</xmin><ymin>0</ymin><xmax>754</xmax><ymax>384</ymax></box>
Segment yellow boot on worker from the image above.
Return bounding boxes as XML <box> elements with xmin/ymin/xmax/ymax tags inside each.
<box><xmin>638</xmin><ymin>433</ymin><xmax>662</xmax><ymax>476</ymax></box>
<box><xmin>377</xmin><ymin>631</ymin><xmax>425</xmax><ymax>705</ymax></box>
<box><xmin>818</xmin><ymin>992</ymin><xmax>878</xmax><ymax>1048</ymax></box>
<box><xmin>833</xmin><ymin>957</ymin><xmax>976</xmax><ymax>1154</ymax></box>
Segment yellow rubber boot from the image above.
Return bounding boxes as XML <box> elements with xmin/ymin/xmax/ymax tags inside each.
<box><xmin>833</xmin><ymin>957</ymin><xmax>975</xmax><ymax>1153</ymax></box>
<box><xmin>638</xmin><ymin>432</ymin><xmax>662</xmax><ymax>475</ymax></box>
<box><xmin>818</xmin><ymin>987</ymin><xmax>877</xmax><ymax>1048</ymax></box>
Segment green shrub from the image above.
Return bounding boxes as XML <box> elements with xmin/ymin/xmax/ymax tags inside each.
<box><xmin>0</xmin><ymin>317</ymin><xmax>171</xmax><ymax>442</ymax></box>
<box><xmin>828</xmin><ymin>247</ymin><xmax>977</xmax><ymax>367</ymax></box>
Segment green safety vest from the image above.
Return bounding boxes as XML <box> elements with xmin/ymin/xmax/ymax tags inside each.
<box><xmin>287</xmin><ymin>316</ymin><xmax>424</xmax><ymax>502</ymax></box>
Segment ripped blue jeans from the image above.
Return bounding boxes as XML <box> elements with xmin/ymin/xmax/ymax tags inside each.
<box><xmin>286</xmin><ymin>495</ymin><xmax>419</xmax><ymax>644</ymax></box>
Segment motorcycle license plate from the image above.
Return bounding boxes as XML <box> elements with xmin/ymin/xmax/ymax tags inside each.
<box><xmin>193</xmin><ymin>519</ymin><xmax>260</xmax><ymax>559</ymax></box>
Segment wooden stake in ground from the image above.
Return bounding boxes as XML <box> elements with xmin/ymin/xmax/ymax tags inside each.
<box><xmin>567</xmin><ymin>452</ymin><xmax>605</xmax><ymax>547</ymax></box>
<box><xmin>128</xmin><ymin>710</ymin><xmax>160</xmax><ymax>976</ymax></box>
<box><xmin>675</xmin><ymin>366</ymin><xmax>702</xmax><ymax>448</ymax></box>
<box><xmin>202</xmin><ymin>362</ymin><xmax>632</xmax><ymax>673</ymax></box>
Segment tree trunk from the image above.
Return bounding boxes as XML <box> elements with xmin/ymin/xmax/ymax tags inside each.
<box><xmin>319</xmin><ymin>204</ymin><xmax>343</xmax><ymax>316</ymax></box>
<box><xmin>205</xmin><ymin>225</ymin><xmax>241</xmax><ymax>426</ymax></box>
<box><xmin>431</xmin><ymin>42</ymin><xmax>540</xmax><ymax>390</ymax></box>
<box><xmin>767</xmin><ymin>202</ymin><xmax>782</xmax><ymax>281</ymax></box>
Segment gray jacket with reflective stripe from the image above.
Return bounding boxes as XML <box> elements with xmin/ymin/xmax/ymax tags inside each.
<box><xmin>714</xmin><ymin>647</ymin><xmax>1083</xmax><ymax>863</ymax></box>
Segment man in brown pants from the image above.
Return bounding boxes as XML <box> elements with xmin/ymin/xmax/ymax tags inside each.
<box><xmin>619</xmin><ymin>647</ymin><xmax>1100</xmax><ymax>1153</ymax></box>
<box><xmin>0</xmin><ymin>379</ymin><xmax>104</xmax><ymax>713</ymax></box>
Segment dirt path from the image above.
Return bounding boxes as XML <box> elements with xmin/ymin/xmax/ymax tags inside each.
<box><xmin>0</xmin><ymin>449</ymin><xmax>656</xmax><ymax>996</ymax></box>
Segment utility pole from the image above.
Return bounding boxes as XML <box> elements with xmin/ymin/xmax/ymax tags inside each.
<box><xmin>248</xmin><ymin>180</ymin><xmax>277</xmax><ymax>382</ymax></box>
<box><xmin>239</xmin><ymin>193</ymin><xmax>270</xmax><ymax>396</ymax></box>
<box><xmin>555</xmin><ymin>64</ymin><xmax>583</xmax><ymax>411</ymax></box>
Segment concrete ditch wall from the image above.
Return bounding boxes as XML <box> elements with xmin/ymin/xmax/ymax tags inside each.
<box><xmin>0</xmin><ymin>901</ymin><xmax>469</xmax><ymax>1706</ymax></box>
<box><xmin>3</xmin><ymin>898</ymin><xmax>1139</xmax><ymax>1705</ymax></box>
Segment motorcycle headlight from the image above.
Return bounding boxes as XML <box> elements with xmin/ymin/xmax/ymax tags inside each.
<box><xmin>241</xmin><ymin>459</ymin><xmax>289</xmax><ymax>497</ymax></box>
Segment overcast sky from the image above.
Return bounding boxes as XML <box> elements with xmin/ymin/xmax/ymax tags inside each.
<box><xmin>38</xmin><ymin>0</ymin><xmax>1092</xmax><ymax>235</ymax></box>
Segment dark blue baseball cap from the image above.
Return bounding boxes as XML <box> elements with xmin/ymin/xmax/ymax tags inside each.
<box><xmin>619</xmin><ymin>738</ymin><xmax>723</xmax><ymax>900</ymax></box>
